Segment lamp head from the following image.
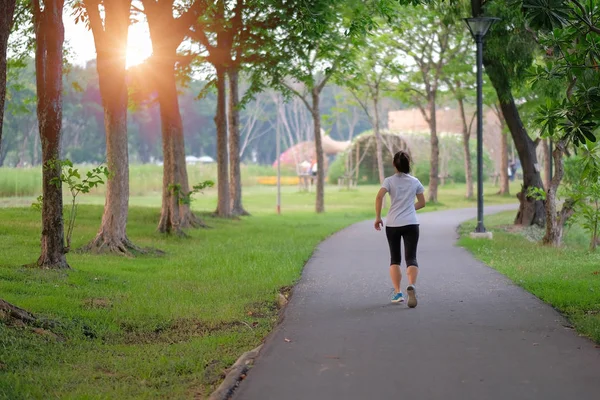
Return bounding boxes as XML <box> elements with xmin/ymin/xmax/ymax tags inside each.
<box><xmin>464</xmin><ymin>17</ymin><xmax>500</xmax><ymax>39</ymax></box>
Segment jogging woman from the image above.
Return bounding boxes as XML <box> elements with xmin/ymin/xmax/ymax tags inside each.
<box><xmin>374</xmin><ymin>151</ymin><xmax>426</xmax><ymax>308</ymax></box>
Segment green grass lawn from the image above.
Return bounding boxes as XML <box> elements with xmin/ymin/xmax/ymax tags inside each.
<box><xmin>459</xmin><ymin>212</ymin><xmax>600</xmax><ymax>344</ymax></box>
<box><xmin>0</xmin><ymin>183</ymin><xmax>520</xmax><ymax>399</ymax></box>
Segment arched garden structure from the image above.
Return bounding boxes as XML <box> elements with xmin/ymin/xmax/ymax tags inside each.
<box><xmin>340</xmin><ymin>131</ymin><xmax>411</xmax><ymax>186</ymax></box>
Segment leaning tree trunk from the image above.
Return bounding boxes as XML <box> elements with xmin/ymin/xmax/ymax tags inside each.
<box><xmin>373</xmin><ymin>95</ymin><xmax>385</xmax><ymax>185</ymax></box>
<box><xmin>428</xmin><ymin>97</ymin><xmax>439</xmax><ymax>203</ymax></box>
<box><xmin>34</xmin><ymin>0</ymin><xmax>69</xmax><ymax>269</ymax></box>
<box><xmin>457</xmin><ymin>96</ymin><xmax>473</xmax><ymax>199</ymax></box>
<box><xmin>499</xmin><ymin>97</ymin><xmax>545</xmax><ymax>226</ymax></box>
<box><xmin>84</xmin><ymin>0</ymin><xmax>139</xmax><ymax>254</ymax></box>
<box><xmin>312</xmin><ymin>89</ymin><xmax>325</xmax><ymax>213</ymax></box>
<box><xmin>0</xmin><ymin>0</ymin><xmax>16</xmax><ymax>156</ymax></box>
<box><xmin>484</xmin><ymin>59</ymin><xmax>545</xmax><ymax>226</ymax></box>
<box><xmin>227</xmin><ymin>67</ymin><xmax>249</xmax><ymax>216</ymax></box>
<box><xmin>542</xmin><ymin>138</ymin><xmax>551</xmax><ymax>191</ymax></box>
<box><xmin>215</xmin><ymin>66</ymin><xmax>231</xmax><ymax>217</ymax></box>
<box><xmin>542</xmin><ymin>140</ymin><xmax>568</xmax><ymax>246</ymax></box>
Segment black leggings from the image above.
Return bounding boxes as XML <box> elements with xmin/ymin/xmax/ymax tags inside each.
<box><xmin>385</xmin><ymin>225</ymin><xmax>419</xmax><ymax>267</ymax></box>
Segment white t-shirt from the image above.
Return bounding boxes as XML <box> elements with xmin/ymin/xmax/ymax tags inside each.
<box><xmin>382</xmin><ymin>173</ymin><xmax>425</xmax><ymax>227</ymax></box>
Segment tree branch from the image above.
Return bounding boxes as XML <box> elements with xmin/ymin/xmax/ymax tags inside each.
<box><xmin>569</xmin><ymin>0</ymin><xmax>600</xmax><ymax>34</ymax></box>
<box><xmin>175</xmin><ymin>0</ymin><xmax>204</xmax><ymax>44</ymax></box>
<box><xmin>281</xmin><ymin>81</ymin><xmax>312</xmax><ymax>113</ymax></box>
<box><xmin>82</xmin><ymin>0</ymin><xmax>106</xmax><ymax>48</ymax></box>
<box><xmin>349</xmin><ymin>89</ymin><xmax>372</xmax><ymax>121</ymax></box>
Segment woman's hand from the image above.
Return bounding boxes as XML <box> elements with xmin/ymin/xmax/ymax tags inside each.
<box><xmin>374</xmin><ymin>218</ymin><xmax>384</xmax><ymax>231</ymax></box>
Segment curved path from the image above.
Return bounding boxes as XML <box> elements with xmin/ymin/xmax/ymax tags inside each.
<box><xmin>233</xmin><ymin>205</ymin><xmax>600</xmax><ymax>400</ymax></box>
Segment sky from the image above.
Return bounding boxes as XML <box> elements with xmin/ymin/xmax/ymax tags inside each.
<box><xmin>63</xmin><ymin>10</ymin><xmax>153</xmax><ymax>68</ymax></box>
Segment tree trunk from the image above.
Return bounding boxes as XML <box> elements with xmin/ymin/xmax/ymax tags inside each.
<box><xmin>228</xmin><ymin>67</ymin><xmax>249</xmax><ymax>216</ymax></box>
<box><xmin>499</xmin><ymin>97</ymin><xmax>545</xmax><ymax>226</ymax></box>
<box><xmin>0</xmin><ymin>298</ymin><xmax>36</xmax><ymax>325</ymax></box>
<box><xmin>215</xmin><ymin>66</ymin><xmax>231</xmax><ymax>217</ymax></box>
<box><xmin>543</xmin><ymin>140</ymin><xmax>567</xmax><ymax>246</ymax></box>
<box><xmin>155</xmin><ymin>60</ymin><xmax>183</xmax><ymax>234</ymax></box>
<box><xmin>83</xmin><ymin>0</ymin><xmax>139</xmax><ymax>254</ymax></box>
<box><xmin>33</xmin><ymin>0</ymin><xmax>69</xmax><ymax>269</ymax></box>
<box><xmin>0</xmin><ymin>0</ymin><xmax>16</xmax><ymax>157</ymax></box>
<box><xmin>496</xmin><ymin>105</ymin><xmax>510</xmax><ymax>195</ymax></box>
<box><xmin>373</xmin><ymin>95</ymin><xmax>385</xmax><ymax>184</ymax></box>
<box><xmin>142</xmin><ymin>2</ymin><xmax>204</xmax><ymax>231</ymax></box>
<box><xmin>457</xmin><ymin>96</ymin><xmax>473</xmax><ymax>199</ymax></box>
<box><xmin>153</xmin><ymin>56</ymin><xmax>204</xmax><ymax>233</ymax></box>
<box><xmin>499</xmin><ymin>130</ymin><xmax>510</xmax><ymax>195</ymax></box>
<box><xmin>428</xmin><ymin>97</ymin><xmax>439</xmax><ymax>203</ymax></box>
<box><xmin>474</xmin><ymin>0</ymin><xmax>543</xmax><ymax>224</ymax></box>
<box><xmin>483</xmin><ymin>51</ymin><xmax>545</xmax><ymax>227</ymax></box>
<box><xmin>542</xmin><ymin>138</ymin><xmax>551</xmax><ymax>191</ymax></box>
<box><xmin>312</xmin><ymin>89</ymin><xmax>325</xmax><ymax>213</ymax></box>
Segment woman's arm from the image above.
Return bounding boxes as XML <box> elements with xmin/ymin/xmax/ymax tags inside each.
<box><xmin>374</xmin><ymin>187</ymin><xmax>387</xmax><ymax>230</ymax></box>
<box><xmin>415</xmin><ymin>193</ymin><xmax>426</xmax><ymax>211</ymax></box>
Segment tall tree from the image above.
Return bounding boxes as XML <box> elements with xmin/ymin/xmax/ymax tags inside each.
<box><xmin>0</xmin><ymin>0</ymin><xmax>17</xmax><ymax>157</ymax></box>
<box><xmin>392</xmin><ymin>3</ymin><xmax>462</xmax><ymax>203</ymax></box>
<box><xmin>262</xmin><ymin>1</ymin><xmax>367</xmax><ymax>213</ymax></box>
<box><xmin>523</xmin><ymin>0</ymin><xmax>600</xmax><ymax>246</ymax></box>
<box><xmin>346</xmin><ymin>25</ymin><xmax>400</xmax><ymax>185</ymax></box>
<box><xmin>141</xmin><ymin>0</ymin><xmax>206</xmax><ymax>233</ymax></box>
<box><xmin>77</xmin><ymin>0</ymin><xmax>139</xmax><ymax>254</ymax></box>
<box><xmin>33</xmin><ymin>0</ymin><xmax>69</xmax><ymax>269</ymax></box>
<box><xmin>191</xmin><ymin>0</ymin><xmax>288</xmax><ymax>216</ymax></box>
<box><xmin>190</xmin><ymin>0</ymin><xmax>231</xmax><ymax>217</ymax></box>
<box><xmin>472</xmin><ymin>0</ymin><xmax>546</xmax><ymax>226</ymax></box>
<box><xmin>443</xmin><ymin>30</ymin><xmax>476</xmax><ymax>199</ymax></box>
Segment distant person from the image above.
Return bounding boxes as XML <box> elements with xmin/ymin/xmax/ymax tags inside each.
<box><xmin>310</xmin><ymin>162</ymin><xmax>318</xmax><ymax>185</ymax></box>
<box><xmin>509</xmin><ymin>161</ymin><xmax>517</xmax><ymax>181</ymax></box>
<box><xmin>374</xmin><ymin>151</ymin><xmax>426</xmax><ymax>308</ymax></box>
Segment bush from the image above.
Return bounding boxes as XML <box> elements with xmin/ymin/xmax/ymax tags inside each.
<box><xmin>328</xmin><ymin>153</ymin><xmax>347</xmax><ymax>184</ymax></box>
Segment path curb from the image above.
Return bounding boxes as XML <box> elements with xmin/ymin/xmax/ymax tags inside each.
<box><xmin>207</xmin><ymin>344</ymin><xmax>263</xmax><ymax>400</ymax></box>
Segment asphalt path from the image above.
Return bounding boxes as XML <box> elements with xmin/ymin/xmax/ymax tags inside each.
<box><xmin>232</xmin><ymin>205</ymin><xmax>600</xmax><ymax>400</ymax></box>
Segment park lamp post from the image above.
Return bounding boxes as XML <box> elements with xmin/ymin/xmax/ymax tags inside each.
<box><xmin>464</xmin><ymin>17</ymin><xmax>499</xmax><ymax>234</ymax></box>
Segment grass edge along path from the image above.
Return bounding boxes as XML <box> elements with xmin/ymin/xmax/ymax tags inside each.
<box><xmin>1</xmin><ymin>185</ymin><xmax>519</xmax><ymax>399</ymax></box>
<box><xmin>458</xmin><ymin>211</ymin><xmax>600</xmax><ymax>345</ymax></box>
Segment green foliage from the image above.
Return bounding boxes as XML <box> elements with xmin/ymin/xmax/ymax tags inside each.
<box><xmin>389</xmin><ymin>2</ymin><xmax>468</xmax><ymax>108</ymax></box>
<box><xmin>562</xmin><ymin>142</ymin><xmax>600</xmax><ymax>250</ymax></box>
<box><xmin>482</xmin><ymin>0</ymin><xmax>538</xmax><ymax>99</ymax></box>
<box><xmin>168</xmin><ymin>180</ymin><xmax>215</xmax><ymax>206</ymax></box>
<box><xmin>32</xmin><ymin>159</ymin><xmax>109</xmax><ymax>251</ymax></box>
<box><xmin>527</xmin><ymin>185</ymin><xmax>547</xmax><ymax>201</ymax></box>
<box><xmin>523</xmin><ymin>0</ymin><xmax>600</xmax><ymax>148</ymax></box>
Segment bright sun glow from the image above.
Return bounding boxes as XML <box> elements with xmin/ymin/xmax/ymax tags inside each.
<box><xmin>126</xmin><ymin>25</ymin><xmax>153</xmax><ymax>68</ymax></box>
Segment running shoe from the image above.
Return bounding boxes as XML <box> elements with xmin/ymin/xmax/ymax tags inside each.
<box><xmin>406</xmin><ymin>285</ymin><xmax>417</xmax><ymax>308</ymax></box>
<box><xmin>391</xmin><ymin>292</ymin><xmax>404</xmax><ymax>303</ymax></box>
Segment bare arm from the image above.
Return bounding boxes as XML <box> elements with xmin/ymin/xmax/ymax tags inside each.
<box><xmin>374</xmin><ymin>187</ymin><xmax>387</xmax><ymax>230</ymax></box>
<box><xmin>415</xmin><ymin>193</ymin><xmax>426</xmax><ymax>211</ymax></box>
